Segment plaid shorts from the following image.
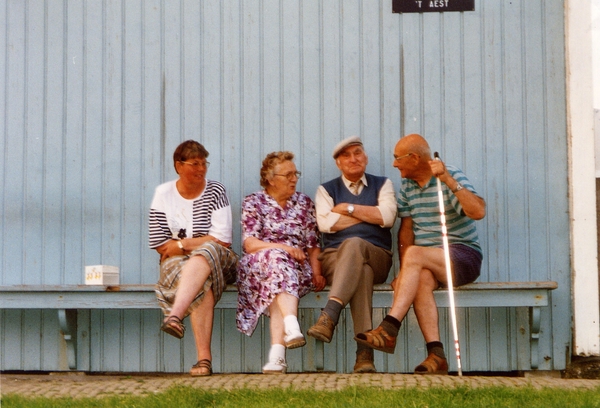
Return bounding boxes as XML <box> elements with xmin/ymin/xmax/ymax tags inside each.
<box><xmin>155</xmin><ymin>241</ymin><xmax>238</xmax><ymax>318</ymax></box>
<box><xmin>440</xmin><ymin>244</ymin><xmax>482</xmax><ymax>287</ymax></box>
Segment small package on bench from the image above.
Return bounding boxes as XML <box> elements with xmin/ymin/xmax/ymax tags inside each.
<box><xmin>85</xmin><ymin>265</ymin><xmax>120</xmax><ymax>285</ymax></box>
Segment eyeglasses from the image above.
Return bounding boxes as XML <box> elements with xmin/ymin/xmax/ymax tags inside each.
<box><xmin>393</xmin><ymin>153</ymin><xmax>414</xmax><ymax>161</ymax></box>
<box><xmin>180</xmin><ymin>160</ymin><xmax>210</xmax><ymax>169</ymax></box>
<box><xmin>273</xmin><ymin>171</ymin><xmax>302</xmax><ymax>180</ymax></box>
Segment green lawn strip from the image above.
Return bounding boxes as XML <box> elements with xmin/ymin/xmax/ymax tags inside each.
<box><xmin>3</xmin><ymin>385</ymin><xmax>600</xmax><ymax>408</ymax></box>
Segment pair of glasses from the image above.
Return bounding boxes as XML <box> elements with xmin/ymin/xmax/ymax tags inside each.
<box><xmin>393</xmin><ymin>153</ymin><xmax>414</xmax><ymax>161</ymax></box>
<box><xmin>180</xmin><ymin>160</ymin><xmax>210</xmax><ymax>169</ymax></box>
<box><xmin>274</xmin><ymin>171</ymin><xmax>302</xmax><ymax>180</ymax></box>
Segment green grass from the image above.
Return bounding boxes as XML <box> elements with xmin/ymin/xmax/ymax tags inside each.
<box><xmin>3</xmin><ymin>385</ymin><xmax>600</xmax><ymax>407</ymax></box>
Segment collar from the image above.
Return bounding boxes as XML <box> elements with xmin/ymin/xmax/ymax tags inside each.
<box><xmin>341</xmin><ymin>174</ymin><xmax>368</xmax><ymax>188</ymax></box>
<box><xmin>409</xmin><ymin>175</ymin><xmax>437</xmax><ymax>190</ymax></box>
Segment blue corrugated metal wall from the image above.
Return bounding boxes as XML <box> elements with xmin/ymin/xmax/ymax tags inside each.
<box><xmin>1</xmin><ymin>0</ymin><xmax>570</xmax><ymax>373</ymax></box>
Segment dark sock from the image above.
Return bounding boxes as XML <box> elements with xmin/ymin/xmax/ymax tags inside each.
<box><xmin>323</xmin><ymin>300</ymin><xmax>344</xmax><ymax>324</ymax></box>
<box><xmin>356</xmin><ymin>342</ymin><xmax>373</xmax><ymax>353</ymax></box>
<box><xmin>383</xmin><ymin>315</ymin><xmax>401</xmax><ymax>329</ymax></box>
<box><xmin>426</xmin><ymin>341</ymin><xmax>446</xmax><ymax>359</ymax></box>
<box><xmin>380</xmin><ymin>315</ymin><xmax>401</xmax><ymax>337</ymax></box>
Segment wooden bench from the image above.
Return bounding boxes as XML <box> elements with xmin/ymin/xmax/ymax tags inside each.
<box><xmin>0</xmin><ymin>281</ymin><xmax>557</xmax><ymax>371</ymax></box>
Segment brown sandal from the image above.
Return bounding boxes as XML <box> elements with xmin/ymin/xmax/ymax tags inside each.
<box><xmin>354</xmin><ymin>326</ymin><xmax>397</xmax><ymax>354</ymax></box>
<box><xmin>414</xmin><ymin>353</ymin><xmax>449</xmax><ymax>375</ymax></box>
<box><xmin>160</xmin><ymin>315</ymin><xmax>185</xmax><ymax>339</ymax></box>
<box><xmin>190</xmin><ymin>359</ymin><xmax>212</xmax><ymax>376</ymax></box>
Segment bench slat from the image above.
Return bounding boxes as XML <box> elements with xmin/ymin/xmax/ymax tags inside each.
<box><xmin>0</xmin><ymin>281</ymin><xmax>559</xmax><ymax>293</ymax></box>
<box><xmin>0</xmin><ymin>291</ymin><xmax>158</xmax><ymax>309</ymax></box>
<box><xmin>0</xmin><ymin>282</ymin><xmax>557</xmax><ymax>309</ymax></box>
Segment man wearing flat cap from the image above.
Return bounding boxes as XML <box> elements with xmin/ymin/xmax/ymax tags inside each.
<box><xmin>307</xmin><ymin>136</ymin><xmax>396</xmax><ymax>373</ymax></box>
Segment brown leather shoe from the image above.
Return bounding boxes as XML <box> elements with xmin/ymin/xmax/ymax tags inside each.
<box><xmin>307</xmin><ymin>312</ymin><xmax>335</xmax><ymax>343</ymax></box>
<box><xmin>353</xmin><ymin>349</ymin><xmax>376</xmax><ymax>373</ymax></box>
<box><xmin>354</xmin><ymin>325</ymin><xmax>397</xmax><ymax>354</ymax></box>
<box><xmin>414</xmin><ymin>352</ymin><xmax>449</xmax><ymax>375</ymax></box>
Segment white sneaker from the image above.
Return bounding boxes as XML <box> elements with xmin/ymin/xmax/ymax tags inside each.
<box><xmin>284</xmin><ymin>329</ymin><xmax>306</xmax><ymax>349</ymax></box>
<box><xmin>262</xmin><ymin>357</ymin><xmax>287</xmax><ymax>374</ymax></box>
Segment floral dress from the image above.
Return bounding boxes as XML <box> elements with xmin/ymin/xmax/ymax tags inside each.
<box><xmin>236</xmin><ymin>190</ymin><xmax>319</xmax><ymax>336</ymax></box>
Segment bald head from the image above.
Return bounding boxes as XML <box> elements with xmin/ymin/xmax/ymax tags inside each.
<box><xmin>396</xmin><ymin>134</ymin><xmax>432</xmax><ymax>160</ymax></box>
<box><xmin>393</xmin><ymin>134</ymin><xmax>434</xmax><ymax>182</ymax></box>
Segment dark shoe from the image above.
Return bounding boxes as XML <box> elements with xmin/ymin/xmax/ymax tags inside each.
<box><xmin>161</xmin><ymin>315</ymin><xmax>185</xmax><ymax>339</ymax></box>
<box><xmin>353</xmin><ymin>349</ymin><xmax>376</xmax><ymax>373</ymax></box>
<box><xmin>190</xmin><ymin>359</ymin><xmax>212</xmax><ymax>376</ymax></box>
<box><xmin>414</xmin><ymin>353</ymin><xmax>449</xmax><ymax>375</ymax></box>
<box><xmin>307</xmin><ymin>312</ymin><xmax>335</xmax><ymax>343</ymax></box>
<box><xmin>354</xmin><ymin>325</ymin><xmax>397</xmax><ymax>354</ymax></box>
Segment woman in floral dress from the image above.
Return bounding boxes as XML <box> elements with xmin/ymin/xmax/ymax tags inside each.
<box><xmin>236</xmin><ymin>151</ymin><xmax>325</xmax><ymax>374</ymax></box>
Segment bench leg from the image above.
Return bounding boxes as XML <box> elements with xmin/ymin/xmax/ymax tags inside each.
<box><xmin>529</xmin><ymin>306</ymin><xmax>541</xmax><ymax>369</ymax></box>
<box><xmin>315</xmin><ymin>339</ymin><xmax>324</xmax><ymax>371</ymax></box>
<box><xmin>58</xmin><ymin>309</ymin><xmax>78</xmax><ymax>370</ymax></box>
<box><xmin>308</xmin><ymin>309</ymin><xmax>325</xmax><ymax>371</ymax></box>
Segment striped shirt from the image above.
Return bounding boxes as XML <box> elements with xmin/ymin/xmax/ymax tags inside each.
<box><xmin>397</xmin><ymin>165</ymin><xmax>481</xmax><ymax>254</ymax></box>
<box><xmin>148</xmin><ymin>179</ymin><xmax>232</xmax><ymax>249</ymax></box>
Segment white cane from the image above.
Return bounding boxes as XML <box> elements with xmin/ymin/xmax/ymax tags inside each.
<box><xmin>433</xmin><ymin>152</ymin><xmax>463</xmax><ymax>376</ymax></box>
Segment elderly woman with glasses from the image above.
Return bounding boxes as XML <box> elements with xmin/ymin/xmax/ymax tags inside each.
<box><xmin>236</xmin><ymin>151</ymin><xmax>325</xmax><ymax>374</ymax></box>
<box><xmin>149</xmin><ymin>140</ymin><xmax>238</xmax><ymax>377</ymax></box>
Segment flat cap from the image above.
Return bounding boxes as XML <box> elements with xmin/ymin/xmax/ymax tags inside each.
<box><xmin>332</xmin><ymin>136</ymin><xmax>363</xmax><ymax>158</ymax></box>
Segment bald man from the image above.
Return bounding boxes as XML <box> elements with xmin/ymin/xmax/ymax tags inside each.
<box><xmin>355</xmin><ymin>134</ymin><xmax>486</xmax><ymax>375</ymax></box>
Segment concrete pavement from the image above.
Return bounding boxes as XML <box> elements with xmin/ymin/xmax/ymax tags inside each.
<box><xmin>2</xmin><ymin>372</ymin><xmax>600</xmax><ymax>399</ymax></box>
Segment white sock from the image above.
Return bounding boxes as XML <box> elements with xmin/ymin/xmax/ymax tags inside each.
<box><xmin>283</xmin><ymin>315</ymin><xmax>301</xmax><ymax>334</ymax></box>
<box><xmin>269</xmin><ymin>344</ymin><xmax>286</xmax><ymax>362</ymax></box>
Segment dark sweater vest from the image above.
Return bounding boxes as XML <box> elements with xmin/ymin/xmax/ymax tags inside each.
<box><xmin>321</xmin><ymin>174</ymin><xmax>392</xmax><ymax>250</ymax></box>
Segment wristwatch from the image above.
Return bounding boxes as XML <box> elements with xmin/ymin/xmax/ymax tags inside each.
<box><xmin>347</xmin><ymin>204</ymin><xmax>355</xmax><ymax>215</ymax></box>
<box><xmin>177</xmin><ymin>240</ymin><xmax>185</xmax><ymax>251</ymax></box>
<box><xmin>452</xmin><ymin>183</ymin><xmax>463</xmax><ymax>193</ymax></box>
